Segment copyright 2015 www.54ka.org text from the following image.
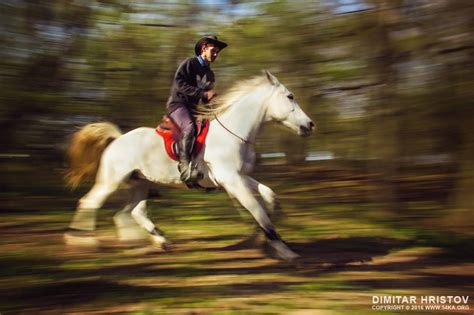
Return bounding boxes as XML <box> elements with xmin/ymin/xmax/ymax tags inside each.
<box><xmin>371</xmin><ymin>295</ymin><xmax>470</xmax><ymax>312</ymax></box>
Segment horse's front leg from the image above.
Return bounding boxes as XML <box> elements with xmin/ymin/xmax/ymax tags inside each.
<box><xmin>245</xmin><ymin>176</ymin><xmax>280</xmax><ymax>217</ymax></box>
<box><xmin>221</xmin><ymin>174</ymin><xmax>299</xmax><ymax>261</ymax></box>
<box><xmin>243</xmin><ymin>176</ymin><xmax>285</xmax><ymax>246</ymax></box>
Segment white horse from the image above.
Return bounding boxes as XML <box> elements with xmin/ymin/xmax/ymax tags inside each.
<box><xmin>64</xmin><ymin>71</ymin><xmax>315</xmax><ymax>261</ymax></box>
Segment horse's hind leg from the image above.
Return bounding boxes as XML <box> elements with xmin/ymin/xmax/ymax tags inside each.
<box><xmin>65</xmin><ymin>179</ymin><xmax>120</xmax><ymax>246</ymax></box>
<box><xmin>69</xmin><ymin>181</ymin><xmax>119</xmax><ymax>230</ymax></box>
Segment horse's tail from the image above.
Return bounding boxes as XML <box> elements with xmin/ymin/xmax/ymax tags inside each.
<box><xmin>65</xmin><ymin>122</ymin><xmax>122</xmax><ymax>189</ymax></box>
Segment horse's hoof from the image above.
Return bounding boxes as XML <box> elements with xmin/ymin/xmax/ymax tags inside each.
<box><xmin>161</xmin><ymin>242</ymin><xmax>173</xmax><ymax>252</ymax></box>
<box><xmin>150</xmin><ymin>234</ymin><xmax>172</xmax><ymax>251</ymax></box>
<box><xmin>63</xmin><ymin>231</ymin><xmax>99</xmax><ymax>247</ymax></box>
<box><xmin>268</xmin><ymin>240</ymin><xmax>300</xmax><ymax>262</ymax></box>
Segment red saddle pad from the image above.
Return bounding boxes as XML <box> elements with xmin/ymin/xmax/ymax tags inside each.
<box><xmin>156</xmin><ymin>118</ymin><xmax>210</xmax><ymax>161</ymax></box>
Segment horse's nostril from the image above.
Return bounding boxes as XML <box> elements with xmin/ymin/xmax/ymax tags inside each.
<box><xmin>300</xmin><ymin>124</ymin><xmax>312</xmax><ymax>136</ymax></box>
<box><xmin>309</xmin><ymin>121</ymin><xmax>315</xmax><ymax>129</ymax></box>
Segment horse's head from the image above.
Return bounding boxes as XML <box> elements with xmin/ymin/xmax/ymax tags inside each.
<box><xmin>264</xmin><ymin>71</ymin><xmax>315</xmax><ymax>137</ymax></box>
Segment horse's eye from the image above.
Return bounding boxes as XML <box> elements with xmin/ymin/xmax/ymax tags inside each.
<box><xmin>287</xmin><ymin>94</ymin><xmax>294</xmax><ymax>100</ymax></box>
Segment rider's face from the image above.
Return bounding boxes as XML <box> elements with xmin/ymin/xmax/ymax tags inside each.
<box><xmin>201</xmin><ymin>44</ymin><xmax>220</xmax><ymax>64</ymax></box>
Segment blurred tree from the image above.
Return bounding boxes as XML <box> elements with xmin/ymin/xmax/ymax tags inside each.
<box><xmin>0</xmin><ymin>0</ymin><xmax>472</xmax><ymax>222</ymax></box>
<box><xmin>364</xmin><ymin>0</ymin><xmax>403</xmax><ymax>210</ymax></box>
<box><xmin>441</xmin><ymin>1</ymin><xmax>474</xmax><ymax>211</ymax></box>
<box><xmin>0</xmin><ymin>0</ymin><xmax>94</xmax><ymax>152</ymax></box>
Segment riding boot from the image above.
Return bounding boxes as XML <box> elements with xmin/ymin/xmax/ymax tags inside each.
<box><xmin>177</xmin><ymin>132</ymin><xmax>198</xmax><ymax>183</ymax></box>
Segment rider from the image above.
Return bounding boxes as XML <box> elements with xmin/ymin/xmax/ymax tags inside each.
<box><xmin>166</xmin><ymin>35</ymin><xmax>227</xmax><ymax>185</ymax></box>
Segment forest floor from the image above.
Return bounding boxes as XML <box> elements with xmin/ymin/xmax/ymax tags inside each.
<box><xmin>1</xmin><ymin>164</ymin><xmax>472</xmax><ymax>314</ymax></box>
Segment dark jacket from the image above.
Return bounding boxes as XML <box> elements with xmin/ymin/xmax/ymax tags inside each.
<box><xmin>166</xmin><ymin>57</ymin><xmax>215</xmax><ymax>114</ymax></box>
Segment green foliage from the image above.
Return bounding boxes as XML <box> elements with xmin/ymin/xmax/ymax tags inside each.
<box><xmin>0</xmin><ymin>1</ymin><xmax>472</xmax><ymax>211</ymax></box>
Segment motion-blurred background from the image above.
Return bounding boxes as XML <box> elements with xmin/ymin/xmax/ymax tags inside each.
<box><xmin>1</xmin><ymin>0</ymin><xmax>472</xmax><ymax>225</ymax></box>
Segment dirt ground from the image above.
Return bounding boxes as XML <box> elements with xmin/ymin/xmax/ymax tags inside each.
<box><xmin>1</xmin><ymin>165</ymin><xmax>473</xmax><ymax>314</ymax></box>
<box><xmin>1</xmin><ymin>199</ymin><xmax>473</xmax><ymax>314</ymax></box>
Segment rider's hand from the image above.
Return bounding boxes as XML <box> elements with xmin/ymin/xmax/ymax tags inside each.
<box><xmin>204</xmin><ymin>90</ymin><xmax>218</xmax><ymax>102</ymax></box>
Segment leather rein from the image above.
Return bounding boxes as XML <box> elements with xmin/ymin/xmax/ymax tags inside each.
<box><xmin>213</xmin><ymin>114</ymin><xmax>253</xmax><ymax>145</ymax></box>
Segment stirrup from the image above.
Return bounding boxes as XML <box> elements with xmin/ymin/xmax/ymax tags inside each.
<box><xmin>178</xmin><ymin>161</ymin><xmax>193</xmax><ymax>182</ymax></box>
<box><xmin>182</xmin><ymin>168</ymin><xmax>202</xmax><ymax>184</ymax></box>
<box><xmin>184</xmin><ymin>174</ymin><xmax>204</xmax><ymax>189</ymax></box>
<box><xmin>183</xmin><ymin>167</ymin><xmax>204</xmax><ymax>188</ymax></box>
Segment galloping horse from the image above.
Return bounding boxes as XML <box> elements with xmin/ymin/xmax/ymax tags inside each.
<box><xmin>64</xmin><ymin>71</ymin><xmax>315</xmax><ymax>261</ymax></box>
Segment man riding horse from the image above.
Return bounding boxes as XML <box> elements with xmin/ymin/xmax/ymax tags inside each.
<box><xmin>166</xmin><ymin>35</ymin><xmax>227</xmax><ymax>186</ymax></box>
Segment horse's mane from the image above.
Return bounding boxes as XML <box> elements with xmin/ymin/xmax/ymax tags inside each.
<box><xmin>195</xmin><ymin>75</ymin><xmax>269</xmax><ymax>120</ymax></box>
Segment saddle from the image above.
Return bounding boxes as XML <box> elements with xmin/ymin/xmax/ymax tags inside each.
<box><xmin>155</xmin><ymin>115</ymin><xmax>210</xmax><ymax>161</ymax></box>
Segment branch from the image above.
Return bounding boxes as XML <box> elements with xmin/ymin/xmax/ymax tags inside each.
<box><xmin>437</xmin><ymin>45</ymin><xmax>474</xmax><ymax>55</ymax></box>
<box><xmin>138</xmin><ymin>23</ymin><xmax>179</xmax><ymax>28</ymax></box>
<box><xmin>322</xmin><ymin>82</ymin><xmax>383</xmax><ymax>92</ymax></box>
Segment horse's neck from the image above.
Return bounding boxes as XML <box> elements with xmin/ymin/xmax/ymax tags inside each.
<box><xmin>217</xmin><ymin>86</ymin><xmax>270</xmax><ymax>143</ymax></box>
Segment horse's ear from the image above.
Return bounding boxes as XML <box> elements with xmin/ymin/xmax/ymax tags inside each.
<box><xmin>264</xmin><ymin>70</ymin><xmax>280</xmax><ymax>86</ymax></box>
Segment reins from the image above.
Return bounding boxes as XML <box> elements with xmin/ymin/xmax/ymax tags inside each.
<box><xmin>213</xmin><ymin>114</ymin><xmax>253</xmax><ymax>145</ymax></box>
